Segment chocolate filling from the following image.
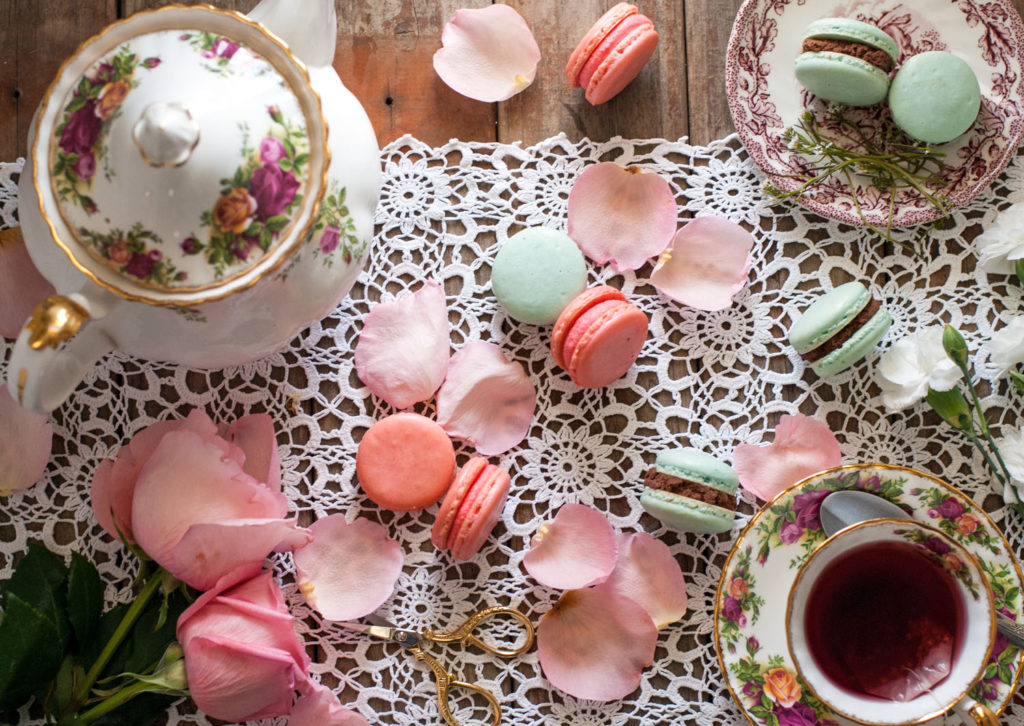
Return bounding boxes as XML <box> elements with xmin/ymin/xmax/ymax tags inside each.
<box><xmin>802</xmin><ymin>37</ymin><xmax>894</xmax><ymax>73</ymax></box>
<box><xmin>644</xmin><ymin>469</ymin><xmax>736</xmax><ymax>511</ymax></box>
<box><xmin>801</xmin><ymin>297</ymin><xmax>883</xmax><ymax>363</ymax></box>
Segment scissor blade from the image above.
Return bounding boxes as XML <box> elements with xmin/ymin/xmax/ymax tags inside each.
<box><xmin>336</xmin><ymin>620</ymin><xmax>397</xmax><ymax>641</ymax></box>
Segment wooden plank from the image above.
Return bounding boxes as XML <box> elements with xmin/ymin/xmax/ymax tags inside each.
<box><xmin>501</xmin><ymin>0</ymin><xmax>689</xmax><ymax>145</ymax></box>
<box><xmin>0</xmin><ymin>0</ymin><xmax>117</xmax><ymax>160</ymax></box>
<box><xmin>123</xmin><ymin>0</ymin><xmax>255</xmax><ymax>12</ymax></box>
<box><xmin>335</xmin><ymin>0</ymin><xmax>497</xmax><ymax>148</ymax></box>
<box><xmin>685</xmin><ymin>0</ymin><xmax>744</xmax><ymax>144</ymax></box>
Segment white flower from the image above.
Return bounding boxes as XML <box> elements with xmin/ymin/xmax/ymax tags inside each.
<box><xmin>995</xmin><ymin>426</ymin><xmax>1024</xmax><ymax>503</ymax></box>
<box><xmin>975</xmin><ymin>203</ymin><xmax>1024</xmax><ymax>275</ymax></box>
<box><xmin>990</xmin><ymin>316</ymin><xmax>1024</xmax><ymax>371</ymax></box>
<box><xmin>874</xmin><ymin>327</ymin><xmax>962</xmax><ymax>411</ymax></box>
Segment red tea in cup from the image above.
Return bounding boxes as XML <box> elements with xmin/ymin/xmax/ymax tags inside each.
<box><xmin>803</xmin><ymin>540</ymin><xmax>964</xmax><ymax>701</ymax></box>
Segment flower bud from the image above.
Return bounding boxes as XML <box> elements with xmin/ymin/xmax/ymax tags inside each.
<box><xmin>926</xmin><ymin>387</ymin><xmax>973</xmax><ymax>432</ymax></box>
<box><xmin>1016</xmin><ymin>258</ymin><xmax>1024</xmax><ymax>288</ymax></box>
<box><xmin>942</xmin><ymin>325</ymin><xmax>969</xmax><ymax>368</ymax></box>
<box><xmin>1011</xmin><ymin>371</ymin><xmax>1024</xmax><ymax>395</ymax></box>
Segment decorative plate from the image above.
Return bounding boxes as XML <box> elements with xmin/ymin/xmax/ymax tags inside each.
<box><xmin>725</xmin><ymin>0</ymin><xmax>1024</xmax><ymax>228</ymax></box>
<box><xmin>714</xmin><ymin>464</ymin><xmax>1024</xmax><ymax>726</ymax></box>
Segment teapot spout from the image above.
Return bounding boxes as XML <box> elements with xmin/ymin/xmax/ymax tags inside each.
<box><xmin>247</xmin><ymin>0</ymin><xmax>336</xmax><ymax>68</ymax></box>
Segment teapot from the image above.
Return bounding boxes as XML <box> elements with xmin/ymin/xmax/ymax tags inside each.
<box><xmin>6</xmin><ymin>0</ymin><xmax>381</xmax><ymax>412</ymax></box>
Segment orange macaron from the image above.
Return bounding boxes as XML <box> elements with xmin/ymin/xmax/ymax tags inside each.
<box><xmin>565</xmin><ymin>3</ymin><xmax>659</xmax><ymax>105</ymax></box>
<box><xmin>551</xmin><ymin>285</ymin><xmax>648</xmax><ymax>388</ymax></box>
<box><xmin>431</xmin><ymin>456</ymin><xmax>511</xmax><ymax>561</ymax></box>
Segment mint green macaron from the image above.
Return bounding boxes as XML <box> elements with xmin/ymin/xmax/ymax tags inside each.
<box><xmin>789</xmin><ymin>281</ymin><xmax>892</xmax><ymax>377</ymax></box>
<box><xmin>794</xmin><ymin>18</ymin><xmax>899</xmax><ymax>107</ymax></box>
<box><xmin>640</xmin><ymin>448</ymin><xmax>738</xmax><ymax>535</ymax></box>
<box><xmin>889</xmin><ymin>51</ymin><xmax>981</xmax><ymax>144</ymax></box>
<box><xmin>491</xmin><ymin>227</ymin><xmax>588</xmax><ymax>325</ymax></box>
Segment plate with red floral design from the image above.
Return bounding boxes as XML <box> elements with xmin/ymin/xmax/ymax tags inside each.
<box><xmin>714</xmin><ymin>464</ymin><xmax>1023</xmax><ymax>726</ymax></box>
<box><xmin>725</xmin><ymin>0</ymin><xmax>1024</xmax><ymax>228</ymax></box>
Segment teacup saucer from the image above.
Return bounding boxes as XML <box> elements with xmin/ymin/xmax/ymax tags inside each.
<box><xmin>714</xmin><ymin>463</ymin><xmax>1023</xmax><ymax>726</ymax></box>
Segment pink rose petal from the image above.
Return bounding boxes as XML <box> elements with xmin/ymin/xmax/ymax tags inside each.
<box><xmin>604</xmin><ymin>533</ymin><xmax>687</xmax><ymax>629</ymax></box>
<box><xmin>0</xmin><ymin>388</ymin><xmax>52</xmax><ymax>495</ymax></box>
<box><xmin>0</xmin><ymin>230</ymin><xmax>56</xmax><ymax>339</ymax></box>
<box><xmin>734</xmin><ymin>414</ymin><xmax>842</xmax><ymax>502</ymax></box>
<box><xmin>292</xmin><ymin>682</ymin><xmax>369</xmax><ymax>726</ymax></box>
<box><xmin>224</xmin><ymin>413</ymin><xmax>281</xmax><ymax>492</ymax></box>
<box><xmin>567</xmin><ymin>162</ymin><xmax>677</xmax><ymax>272</ymax></box>
<box><xmin>435</xmin><ymin>341</ymin><xmax>535</xmax><ymax>455</ymax></box>
<box><xmin>523</xmin><ymin>503</ymin><xmax>618</xmax><ymax>590</ymax></box>
<box><xmin>354</xmin><ymin>280</ymin><xmax>450</xmax><ymax>409</ymax></box>
<box><xmin>293</xmin><ymin>515</ymin><xmax>404</xmax><ymax>621</ymax></box>
<box><xmin>650</xmin><ymin>216</ymin><xmax>753</xmax><ymax>311</ymax></box>
<box><xmin>537</xmin><ymin>584</ymin><xmax>657</xmax><ymax>701</ymax></box>
<box><xmin>433</xmin><ymin>5</ymin><xmax>541</xmax><ymax>102</ymax></box>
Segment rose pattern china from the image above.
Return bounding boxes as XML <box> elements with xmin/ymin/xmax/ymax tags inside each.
<box><xmin>6</xmin><ymin>0</ymin><xmax>381</xmax><ymax>412</ymax></box>
<box><xmin>715</xmin><ymin>464</ymin><xmax>1024</xmax><ymax>726</ymax></box>
<box><xmin>726</xmin><ymin>0</ymin><xmax>1024</xmax><ymax>227</ymax></box>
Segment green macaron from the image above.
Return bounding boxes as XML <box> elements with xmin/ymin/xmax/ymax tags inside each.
<box><xmin>788</xmin><ymin>281</ymin><xmax>892</xmax><ymax>377</ymax></box>
<box><xmin>640</xmin><ymin>448</ymin><xmax>738</xmax><ymax>535</ymax></box>
<box><xmin>794</xmin><ymin>18</ymin><xmax>899</xmax><ymax>107</ymax></box>
<box><xmin>889</xmin><ymin>51</ymin><xmax>981</xmax><ymax>144</ymax></box>
<box><xmin>491</xmin><ymin>227</ymin><xmax>588</xmax><ymax>325</ymax></box>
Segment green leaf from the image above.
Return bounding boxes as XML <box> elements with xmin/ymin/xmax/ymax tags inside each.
<box><xmin>90</xmin><ymin>692</ymin><xmax>179</xmax><ymax>726</ymax></box>
<box><xmin>81</xmin><ymin>603</ymin><xmax>130</xmax><ymax>677</ymax></box>
<box><xmin>1010</xmin><ymin>371</ymin><xmax>1024</xmax><ymax>395</ymax></box>
<box><xmin>293</xmin><ymin>153</ymin><xmax>308</xmax><ymax>168</ymax></box>
<box><xmin>1015</xmin><ymin>258</ymin><xmax>1024</xmax><ymax>288</ymax></box>
<box><xmin>925</xmin><ymin>387</ymin><xmax>973</xmax><ymax>432</ymax></box>
<box><xmin>49</xmin><ymin>654</ymin><xmax>76</xmax><ymax>718</ymax></box>
<box><xmin>282</xmin><ymin>137</ymin><xmax>296</xmax><ymax>158</ymax></box>
<box><xmin>984</xmin><ymin>662</ymin><xmax>998</xmax><ymax>679</ymax></box>
<box><xmin>65</xmin><ymin>94</ymin><xmax>88</xmax><ymax>115</ymax></box>
<box><xmin>265</xmin><ymin>214</ymin><xmax>289</xmax><ymax>232</ymax></box>
<box><xmin>67</xmin><ymin>553</ymin><xmax>103</xmax><ymax>649</ymax></box>
<box><xmin>57</xmin><ymin>715</ymin><xmax>87</xmax><ymax>726</ymax></box>
<box><xmin>0</xmin><ymin>592</ymin><xmax>66</xmax><ymax>710</ymax></box>
<box><xmin>122</xmin><ymin>590</ymin><xmax>188</xmax><ymax>675</ymax></box>
<box><xmin>3</xmin><ymin>541</ymin><xmax>71</xmax><ymax>650</ymax></box>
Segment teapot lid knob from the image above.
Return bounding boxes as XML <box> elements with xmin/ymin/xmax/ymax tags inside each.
<box><xmin>131</xmin><ymin>102</ymin><xmax>200</xmax><ymax>167</ymax></box>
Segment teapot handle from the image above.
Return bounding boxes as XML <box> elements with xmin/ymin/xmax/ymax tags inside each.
<box><xmin>7</xmin><ymin>292</ymin><xmax>115</xmax><ymax>413</ymax></box>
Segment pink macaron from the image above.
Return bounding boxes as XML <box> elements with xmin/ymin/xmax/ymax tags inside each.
<box><xmin>551</xmin><ymin>285</ymin><xmax>648</xmax><ymax>388</ymax></box>
<box><xmin>431</xmin><ymin>456</ymin><xmax>511</xmax><ymax>561</ymax></box>
<box><xmin>565</xmin><ymin>3</ymin><xmax>659</xmax><ymax>105</ymax></box>
<box><xmin>356</xmin><ymin>412</ymin><xmax>456</xmax><ymax>511</ymax></box>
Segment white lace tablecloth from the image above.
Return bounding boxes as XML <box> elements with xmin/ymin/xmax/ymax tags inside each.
<box><xmin>2</xmin><ymin>132</ymin><xmax>1024</xmax><ymax>725</ymax></box>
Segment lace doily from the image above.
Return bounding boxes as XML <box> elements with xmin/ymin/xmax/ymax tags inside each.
<box><xmin>2</xmin><ymin>131</ymin><xmax>1024</xmax><ymax>725</ymax></box>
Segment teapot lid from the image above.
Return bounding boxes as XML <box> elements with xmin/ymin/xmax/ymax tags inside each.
<box><xmin>30</xmin><ymin>5</ymin><xmax>329</xmax><ymax>305</ymax></box>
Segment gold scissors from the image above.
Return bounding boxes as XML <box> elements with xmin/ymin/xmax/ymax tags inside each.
<box><xmin>338</xmin><ymin>606</ymin><xmax>534</xmax><ymax>726</ymax></box>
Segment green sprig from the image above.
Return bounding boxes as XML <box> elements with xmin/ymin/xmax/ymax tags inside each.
<box><xmin>765</xmin><ymin>107</ymin><xmax>953</xmax><ymax>246</ymax></box>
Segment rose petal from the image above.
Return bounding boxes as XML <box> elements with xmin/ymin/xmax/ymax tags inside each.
<box><xmin>537</xmin><ymin>584</ymin><xmax>657</xmax><ymax>701</ymax></box>
<box><xmin>0</xmin><ymin>229</ymin><xmax>56</xmax><ymax>339</ymax></box>
<box><xmin>650</xmin><ymin>216</ymin><xmax>753</xmax><ymax>311</ymax></box>
<box><xmin>0</xmin><ymin>388</ymin><xmax>52</xmax><ymax>495</ymax></box>
<box><xmin>734</xmin><ymin>414</ymin><xmax>842</xmax><ymax>502</ymax></box>
<box><xmin>166</xmin><ymin>519</ymin><xmax>311</xmax><ymax>591</ymax></box>
<box><xmin>435</xmin><ymin>341</ymin><xmax>535</xmax><ymax>455</ymax></box>
<box><xmin>567</xmin><ymin>162</ymin><xmax>677</xmax><ymax>272</ymax></box>
<box><xmin>604</xmin><ymin>532</ymin><xmax>687</xmax><ymax>629</ymax></box>
<box><xmin>433</xmin><ymin>5</ymin><xmax>541</xmax><ymax>102</ymax></box>
<box><xmin>224</xmin><ymin>413</ymin><xmax>281</xmax><ymax>491</ymax></box>
<box><xmin>292</xmin><ymin>682</ymin><xmax>369</xmax><ymax>726</ymax></box>
<box><xmin>523</xmin><ymin>503</ymin><xmax>618</xmax><ymax>590</ymax></box>
<box><xmin>354</xmin><ymin>280</ymin><xmax>450</xmax><ymax>409</ymax></box>
<box><xmin>294</xmin><ymin>515</ymin><xmax>404</xmax><ymax>621</ymax></box>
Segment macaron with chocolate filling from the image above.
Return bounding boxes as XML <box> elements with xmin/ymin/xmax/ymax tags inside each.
<box><xmin>789</xmin><ymin>281</ymin><xmax>892</xmax><ymax>377</ymax></box>
<box><xmin>794</xmin><ymin>17</ymin><xmax>899</xmax><ymax>106</ymax></box>
<box><xmin>640</xmin><ymin>448</ymin><xmax>738</xmax><ymax>534</ymax></box>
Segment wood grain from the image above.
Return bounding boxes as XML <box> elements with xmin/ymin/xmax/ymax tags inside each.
<box><xmin>685</xmin><ymin>0</ymin><xmax>745</xmax><ymax>143</ymax></box>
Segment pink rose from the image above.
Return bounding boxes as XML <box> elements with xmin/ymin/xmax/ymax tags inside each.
<box><xmin>260</xmin><ymin>136</ymin><xmax>286</xmax><ymax>164</ymax></box>
<box><xmin>177</xmin><ymin>570</ymin><xmax>311</xmax><ymax>722</ymax></box>
<box><xmin>90</xmin><ymin>409</ymin><xmax>310</xmax><ymax>590</ymax></box>
<box><xmin>59</xmin><ymin>99</ymin><xmax>102</xmax><ymax>155</ymax></box>
<box><xmin>291</xmin><ymin>682</ymin><xmax>369</xmax><ymax>726</ymax></box>
<box><xmin>320</xmin><ymin>225</ymin><xmax>341</xmax><ymax>254</ymax></box>
<box><xmin>249</xmin><ymin>163</ymin><xmax>300</xmax><ymax>221</ymax></box>
<box><xmin>73</xmin><ymin>152</ymin><xmax>96</xmax><ymax>180</ymax></box>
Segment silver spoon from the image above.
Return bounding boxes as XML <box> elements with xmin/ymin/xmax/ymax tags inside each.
<box><xmin>820</xmin><ymin>489</ymin><xmax>1024</xmax><ymax>649</ymax></box>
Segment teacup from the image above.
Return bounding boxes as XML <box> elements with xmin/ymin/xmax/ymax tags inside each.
<box><xmin>786</xmin><ymin>518</ymin><xmax>997</xmax><ymax>725</ymax></box>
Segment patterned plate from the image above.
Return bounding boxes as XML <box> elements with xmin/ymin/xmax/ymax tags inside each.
<box><xmin>725</xmin><ymin>0</ymin><xmax>1024</xmax><ymax>228</ymax></box>
<box><xmin>714</xmin><ymin>464</ymin><xmax>1023</xmax><ymax>726</ymax></box>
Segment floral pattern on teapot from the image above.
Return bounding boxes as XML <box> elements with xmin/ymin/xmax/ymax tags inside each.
<box><xmin>53</xmin><ymin>46</ymin><xmax>160</xmax><ymax>215</ymax></box>
<box><xmin>310</xmin><ymin>183</ymin><xmax>367</xmax><ymax>267</ymax></box>
<box><xmin>79</xmin><ymin>223</ymin><xmax>182</xmax><ymax>286</ymax></box>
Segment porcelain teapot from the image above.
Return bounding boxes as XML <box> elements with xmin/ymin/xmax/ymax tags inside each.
<box><xmin>6</xmin><ymin>0</ymin><xmax>380</xmax><ymax>412</ymax></box>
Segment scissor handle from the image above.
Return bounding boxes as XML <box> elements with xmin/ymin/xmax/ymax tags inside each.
<box><xmin>411</xmin><ymin>647</ymin><xmax>501</xmax><ymax>726</ymax></box>
<box><xmin>423</xmin><ymin>606</ymin><xmax>535</xmax><ymax>657</ymax></box>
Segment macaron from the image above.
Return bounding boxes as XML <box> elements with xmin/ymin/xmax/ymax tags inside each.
<box><xmin>640</xmin><ymin>448</ymin><xmax>738</xmax><ymax>534</ymax></box>
<box><xmin>565</xmin><ymin>3</ymin><xmax>659</xmax><ymax>105</ymax></box>
<box><xmin>356</xmin><ymin>412</ymin><xmax>456</xmax><ymax>511</ymax></box>
<box><xmin>551</xmin><ymin>285</ymin><xmax>648</xmax><ymax>388</ymax></box>
<box><xmin>888</xmin><ymin>51</ymin><xmax>981</xmax><ymax>144</ymax></box>
<box><xmin>492</xmin><ymin>227</ymin><xmax>588</xmax><ymax>325</ymax></box>
<box><xmin>431</xmin><ymin>456</ymin><xmax>511</xmax><ymax>561</ymax></box>
<box><xmin>794</xmin><ymin>17</ymin><xmax>899</xmax><ymax>106</ymax></box>
<box><xmin>788</xmin><ymin>281</ymin><xmax>892</xmax><ymax>377</ymax></box>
